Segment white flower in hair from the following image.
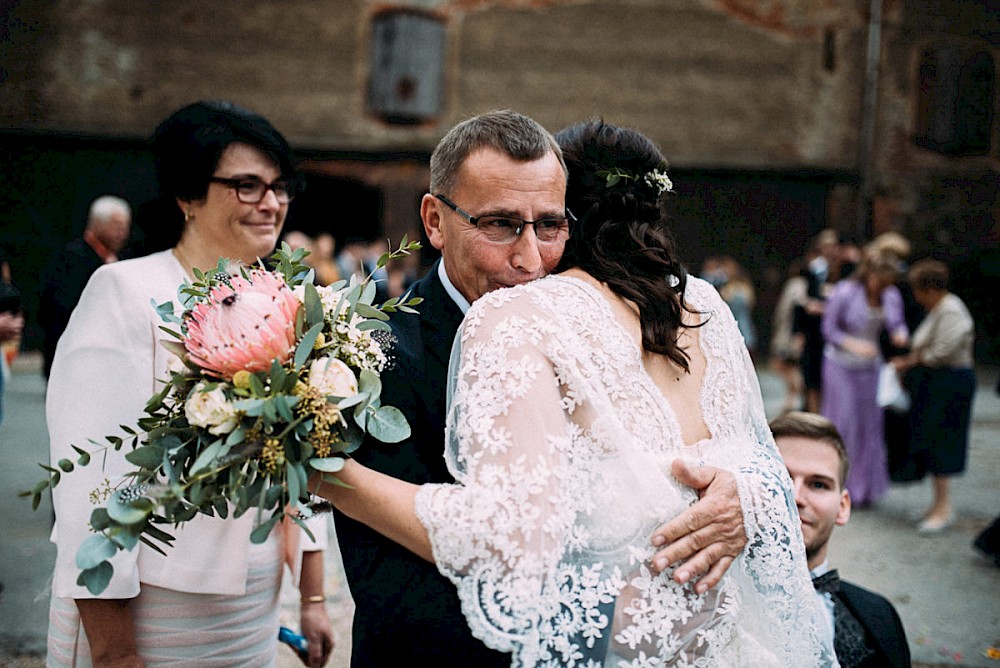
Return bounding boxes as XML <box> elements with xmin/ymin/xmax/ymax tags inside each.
<box><xmin>644</xmin><ymin>169</ymin><xmax>673</xmax><ymax>196</ymax></box>
<box><xmin>596</xmin><ymin>166</ymin><xmax>673</xmax><ymax>197</ymax></box>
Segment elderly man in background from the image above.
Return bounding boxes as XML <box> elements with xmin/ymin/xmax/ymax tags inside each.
<box><xmin>39</xmin><ymin>195</ymin><xmax>132</xmax><ymax>378</ymax></box>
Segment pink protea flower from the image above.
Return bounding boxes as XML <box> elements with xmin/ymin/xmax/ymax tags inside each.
<box><xmin>184</xmin><ymin>270</ymin><xmax>301</xmax><ymax>380</ymax></box>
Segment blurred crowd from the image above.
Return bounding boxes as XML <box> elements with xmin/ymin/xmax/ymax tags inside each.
<box><xmin>764</xmin><ymin>228</ymin><xmax>980</xmax><ymax>537</ymax></box>
<box><xmin>699</xmin><ymin>228</ymin><xmax>985</xmax><ymax>542</ymax></box>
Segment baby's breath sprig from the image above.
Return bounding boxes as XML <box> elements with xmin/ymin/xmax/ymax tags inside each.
<box><xmin>595</xmin><ymin>164</ymin><xmax>673</xmax><ymax>197</ymax></box>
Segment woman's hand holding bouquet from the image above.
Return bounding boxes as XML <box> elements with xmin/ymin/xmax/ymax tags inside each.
<box><xmin>23</xmin><ymin>239</ymin><xmax>421</xmax><ymax>595</ymax></box>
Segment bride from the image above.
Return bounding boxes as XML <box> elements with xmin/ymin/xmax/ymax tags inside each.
<box><xmin>315</xmin><ymin>120</ymin><xmax>836</xmax><ymax>666</ymax></box>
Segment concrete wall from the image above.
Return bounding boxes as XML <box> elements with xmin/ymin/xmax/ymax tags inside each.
<box><xmin>2</xmin><ymin>0</ymin><xmax>999</xmax><ymax>357</ymax></box>
<box><xmin>2</xmin><ymin>0</ymin><xmax>867</xmax><ymax>166</ymax></box>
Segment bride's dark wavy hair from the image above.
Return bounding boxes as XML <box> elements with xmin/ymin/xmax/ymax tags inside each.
<box><xmin>555</xmin><ymin>120</ymin><xmax>698</xmax><ymax>372</ymax></box>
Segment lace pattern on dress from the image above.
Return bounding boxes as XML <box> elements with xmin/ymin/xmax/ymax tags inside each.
<box><xmin>414</xmin><ymin>275</ymin><xmax>838</xmax><ymax>667</ymax></box>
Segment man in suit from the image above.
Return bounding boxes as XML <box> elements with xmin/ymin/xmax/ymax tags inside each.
<box><xmin>335</xmin><ymin>109</ymin><xmax>749</xmax><ymax>666</ymax></box>
<box><xmin>39</xmin><ymin>195</ymin><xmax>131</xmax><ymax>377</ymax></box>
<box><xmin>771</xmin><ymin>411</ymin><xmax>910</xmax><ymax>668</ymax></box>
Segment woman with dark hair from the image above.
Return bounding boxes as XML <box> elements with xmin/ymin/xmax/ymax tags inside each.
<box><xmin>891</xmin><ymin>258</ymin><xmax>976</xmax><ymax>533</ymax></box>
<box><xmin>311</xmin><ymin>120</ymin><xmax>835</xmax><ymax>665</ymax></box>
<box><xmin>47</xmin><ymin>101</ymin><xmax>334</xmax><ymax>667</ymax></box>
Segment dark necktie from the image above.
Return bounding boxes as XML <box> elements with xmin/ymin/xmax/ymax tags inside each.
<box><xmin>812</xmin><ymin>570</ymin><xmax>876</xmax><ymax>668</ymax></box>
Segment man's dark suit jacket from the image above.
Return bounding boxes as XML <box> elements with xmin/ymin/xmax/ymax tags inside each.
<box><xmin>838</xmin><ymin>580</ymin><xmax>911</xmax><ymax>668</ymax></box>
<box><xmin>38</xmin><ymin>237</ymin><xmax>104</xmax><ymax>377</ymax></box>
<box><xmin>334</xmin><ymin>261</ymin><xmax>510</xmax><ymax>667</ymax></box>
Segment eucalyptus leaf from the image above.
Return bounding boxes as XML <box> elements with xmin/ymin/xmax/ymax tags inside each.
<box><xmin>138</xmin><ymin>534</ymin><xmax>169</xmax><ymax>556</ymax></box>
<box><xmin>358</xmin><ymin>368</ymin><xmax>382</xmax><ymax>398</ymax></box>
<box><xmin>287</xmin><ymin>460</ymin><xmax>301</xmax><ymax>503</ymax></box>
<box><xmin>125</xmin><ymin>445</ymin><xmax>165</xmax><ymax>469</ymax></box>
<box><xmin>78</xmin><ymin>561</ymin><xmax>114</xmax><ymax>596</ymax></box>
<box><xmin>234</xmin><ymin>398</ymin><xmax>265</xmax><ymax>416</ymax></box>
<box><xmin>71</xmin><ymin>445</ymin><xmax>92</xmax><ymax>466</ymax></box>
<box><xmin>295</xmin><ymin>322</ymin><xmax>325</xmax><ymax>370</ymax></box>
<box><xmin>249</xmin><ymin>372</ymin><xmax>266</xmax><ymax>396</ymax></box>
<box><xmin>90</xmin><ymin>507</ymin><xmax>111</xmax><ymax>531</ymax></box>
<box><xmin>107</xmin><ymin>490</ymin><xmax>154</xmax><ymax>526</ymax></box>
<box><xmin>142</xmin><ymin>523</ymin><xmax>176</xmax><ymax>546</ymax></box>
<box><xmin>357</xmin><ymin>319</ymin><xmax>391</xmax><ymax>332</ymax></box>
<box><xmin>354</xmin><ymin>302</ymin><xmax>389</xmax><ymax>320</ymax></box>
<box><xmin>337</xmin><ymin>393</ymin><xmax>367</xmax><ymax>410</ymax></box>
<box><xmin>367</xmin><ymin>405</ymin><xmax>411</xmax><ymax>443</ymax></box>
<box><xmin>276</xmin><ymin>396</ymin><xmax>298</xmax><ymax>423</ymax></box>
<box><xmin>190</xmin><ymin>440</ymin><xmax>224</xmax><ymax>475</ymax></box>
<box><xmin>109</xmin><ymin>526</ymin><xmax>141</xmax><ymax>551</ymax></box>
<box><xmin>264</xmin><ymin>484</ymin><xmax>285</xmax><ymax>509</ymax></box>
<box><xmin>360</xmin><ymin>279</ymin><xmax>377</xmax><ymax>305</ymax></box>
<box><xmin>303</xmin><ymin>282</ymin><xmax>324</xmax><ymax>327</ymax></box>
<box><xmin>290</xmin><ymin>513</ymin><xmax>317</xmax><ymax>543</ymax></box>
<box><xmin>76</xmin><ymin>534</ymin><xmax>118</xmax><ymax>570</ymax></box>
<box><xmin>309</xmin><ymin>457</ymin><xmax>346</xmax><ymax>473</ymax></box>
<box><xmin>250</xmin><ymin>514</ymin><xmax>280</xmax><ymax>544</ymax></box>
<box><xmin>225</xmin><ymin>426</ymin><xmax>246</xmax><ymax>446</ymax></box>
<box><xmin>353</xmin><ymin>403</ymin><xmax>368</xmax><ymax>431</ymax></box>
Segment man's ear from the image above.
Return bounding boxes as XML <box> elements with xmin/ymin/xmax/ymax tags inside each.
<box><xmin>835</xmin><ymin>489</ymin><xmax>851</xmax><ymax>527</ymax></box>
<box><xmin>420</xmin><ymin>194</ymin><xmax>445</xmax><ymax>251</ymax></box>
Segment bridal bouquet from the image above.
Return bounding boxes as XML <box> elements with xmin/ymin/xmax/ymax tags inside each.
<box><xmin>23</xmin><ymin>239</ymin><xmax>422</xmax><ymax>595</ymax></box>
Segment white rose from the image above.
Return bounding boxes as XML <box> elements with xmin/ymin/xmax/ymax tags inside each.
<box><xmin>308</xmin><ymin>357</ymin><xmax>358</xmax><ymax>398</ymax></box>
<box><xmin>185</xmin><ymin>383</ymin><xmax>239</xmax><ymax>435</ymax></box>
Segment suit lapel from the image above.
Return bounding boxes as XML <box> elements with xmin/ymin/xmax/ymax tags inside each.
<box><xmin>415</xmin><ymin>260</ymin><xmax>465</xmax><ymax>370</ymax></box>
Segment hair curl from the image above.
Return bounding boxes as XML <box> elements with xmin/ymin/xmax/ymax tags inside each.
<box><xmin>555</xmin><ymin>120</ymin><xmax>697</xmax><ymax>372</ymax></box>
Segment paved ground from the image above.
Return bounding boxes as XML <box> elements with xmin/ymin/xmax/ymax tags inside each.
<box><xmin>1</xmin><ymin>351</ymin><xmax>997</xmax><ymax>667</ymax></box>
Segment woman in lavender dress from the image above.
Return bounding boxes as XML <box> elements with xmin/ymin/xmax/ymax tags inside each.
<box><xmin>821</xmin><ymin>249</ymin><xmax>909</xmax><ymax>506</ymax></box>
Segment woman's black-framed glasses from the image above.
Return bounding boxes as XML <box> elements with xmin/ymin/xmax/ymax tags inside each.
<box><xmin>209</xmin><ymin>176</ymin><xmax>299</xmax><ymax>204</ymax></box>
<box><xmin>434</xmin><ymin>194</ymin><xmax>574</xmax><ymax>244</ymax></box>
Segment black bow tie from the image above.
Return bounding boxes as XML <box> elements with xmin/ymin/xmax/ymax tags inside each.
<box><xmin>812</xmin><ymin>569</ymin><xmax>841</xmax><ymax>594</ymax></box>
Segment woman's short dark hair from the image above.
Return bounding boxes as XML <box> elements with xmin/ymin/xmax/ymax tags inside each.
<box><xmin>139</xmin><ymin>101</ymin><xmax>296</xmax><ymax>253</ymax></box>
<box><xmin>554</xmin><ymin>120</ymin><xmax>695</xmax><ymax>371</ymax></box>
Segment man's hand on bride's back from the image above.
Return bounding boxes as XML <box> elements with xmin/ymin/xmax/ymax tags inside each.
<box><xmin>649</xmin><ymin>460</ymin><xmax>746</xmax><ymax>594</ymax></box>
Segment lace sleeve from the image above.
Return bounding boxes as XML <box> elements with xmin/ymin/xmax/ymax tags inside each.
<box><xmin>681</xmin><ymin>278</ymin><xmax>839</xmax><ymax>666</ymax></box>
<box><xmin>415</xmin><ymin>279</ymin><xmax>839</xmax><ymax>667</ymax></box>
<box><xmin>734</xmin><ymin>348</ymin><xmax>838</xmax><ymax>666</ymax></box>
<box><xmin>415</xmin><ymin>288</ymin><xmax>584</xmax><ymax>660</ymax></box>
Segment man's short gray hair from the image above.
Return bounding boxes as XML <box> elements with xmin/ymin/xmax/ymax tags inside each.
<box><xmin>88</xmin><ymin>195</ymin><xmax>131</xmax><ymax>226</ymax></box>
<box><xmin>429</xmin><ymin>109</ymin><xmax>567</xmax><ymax>196</ymax></box>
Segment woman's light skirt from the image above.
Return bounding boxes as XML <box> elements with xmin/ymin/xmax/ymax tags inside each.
<box><xmin>47</xmin><ymin>538</ymin><xmax>282</xmax><ymax>667</ymax></box>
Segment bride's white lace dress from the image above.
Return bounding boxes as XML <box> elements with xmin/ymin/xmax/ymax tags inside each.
<box><xmin>414</xmin><ymin>275</ymin><xmax>838</xmax><ymax>667</ymax></box>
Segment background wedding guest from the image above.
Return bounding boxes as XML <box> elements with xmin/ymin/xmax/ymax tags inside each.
<box><xmin>38</xmin><ymin>195</ymin><xmax>132</xmax><ymax>378</ymax></box>
<box><xmin>771</xmin><ymin>411</ymin><xmax>911</xmax><ymax>668</ymax></box>
<box><xmin>794</xmin><ymin>228</ymin><xmax>841</xmax><ymax>412</ymax></box>
<box><xmin>47</xmin><ymin>100</ymin><xmax>333</xmax><ymax>668</ymax></box>
<box><xmin>821</xmin><ymin>248</ymin><xmax>909</xmax><ymax>506</ymax></box>
<box><xmin>0</xmin><ymin>248</ymin><xmax>23</xmax><ymax>426</ymax></box>
<box><xmin>311</xmin><ymin>232</ymin><xmax>342</xmax><ymax>286</ymax></box>
<box><xmin>320</xmin><ymin>110</ymin><xmax>754</xmax><ymax>666</ymax></box>
<box><xmin>315</xmin><ymin>117</ymin><xmax>834</xmax><ymax>665</ymax></box>
<box><xmin>718</xmin><ymin>255</ymin><xmax>758</xmax><ymax>356</ymax></box>
<box><xmin>891</xmin><ymin>258</ymin><xmax>976</xmax><ymax>533</ymax></box>
<box><xmin>866</xmin><ymin>231</ymin><xmax>923</xmax><ymax>482</ymax></box>
<box><xmin>770</xmin><ymin>256</ymin><xmax>808</xmax><ymax>413</ymax></box>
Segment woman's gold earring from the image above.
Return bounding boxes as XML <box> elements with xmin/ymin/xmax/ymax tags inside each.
<box><xmin>184</xmin><ymin>210</ymin><xmax>193</xmax><ymax>223</ymax></box>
